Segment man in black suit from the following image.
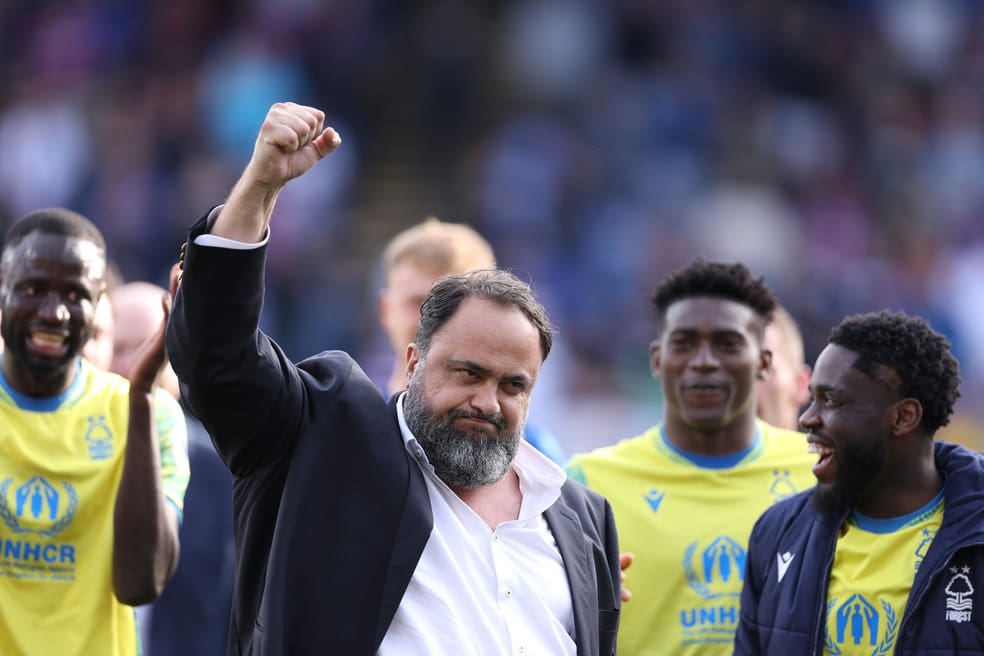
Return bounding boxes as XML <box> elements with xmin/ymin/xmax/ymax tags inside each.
<box><xmin>166</xmin><ymin>102</ymin><xmax>621</xmax><ymax>656</ymax></box>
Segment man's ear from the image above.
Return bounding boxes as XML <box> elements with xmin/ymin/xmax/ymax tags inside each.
<box><xmin>649</xmin><ymin>340</ymin><xmax>661</xmax><ymax>380</ymax></box>
<box><xmin>378</xmin><ymin>289</ymin><xmax>391</xmax><ymax>325</ymax></box>
<box><xmin>891</xmin><ymin>398</ymin><xmax>923</xmax><ymax>436</ymax></box>
<box><xmin>794</xmin><ymin>364</ymin><xmax>813</xmax><ymax>406</ymax></box>
<box><xmin>756</xmin><ymin>347</ymin><xmax>773</xmax><ymax>381</ymax></box>
<box><xmin>405</xmin><ymin>343</ymin><xmax>421</xmax><ymax>386</ymax></box>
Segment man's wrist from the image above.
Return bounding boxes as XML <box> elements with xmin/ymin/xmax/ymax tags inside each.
<box><xmin>194</xmin><ymin>205</ymin><xmax>270</xmax><ymax>249</ymax></box>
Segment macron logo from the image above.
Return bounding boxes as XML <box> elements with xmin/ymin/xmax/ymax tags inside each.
<box><xmin>644</xmin><ymin>489</ymin><xmax>665</xmax><ymax>512</ymax></box>
<box><xmin>777</xmin><ymin>551</ymin><xmax>795</xmax><ymax>582</ymax></box>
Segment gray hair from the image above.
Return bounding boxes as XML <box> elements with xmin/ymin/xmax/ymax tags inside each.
<box><xmin>414</xmin><ymin>269</ymin><xmax>554</xmax><ymax>361</ymax></box>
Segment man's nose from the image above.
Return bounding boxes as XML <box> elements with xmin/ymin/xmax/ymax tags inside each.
<box><xmin>38</xmin><ymin>293</ymin><xmax>70</xmax><ymax>324</ymax></box>
<box><xmin>469</xmin><ymin>380</ymin><xmax>501</xmax><ymax>417</ymax></box>
<box><xmin>799</xmin><ymin>401</ymin><xmax>819</xmax><ymax>430</ymax></box>
<box><xmin>690</xmin><ymin>341</ymin><xmax>719</xmax><ymax>369</ymax></box>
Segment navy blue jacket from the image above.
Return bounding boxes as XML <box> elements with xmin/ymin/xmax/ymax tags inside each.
<box><xmin>736</xmin><ymin>441</ymin><xmax>984</xmax><ymax>655</ymax></box>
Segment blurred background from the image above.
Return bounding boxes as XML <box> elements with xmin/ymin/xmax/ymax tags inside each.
<box><xmin>1</xmin><ymin>0</ymin><xmax>982</xmax><ymax>453</ymax></box>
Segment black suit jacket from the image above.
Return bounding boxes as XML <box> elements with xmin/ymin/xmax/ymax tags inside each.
<box><xmin>166</xmin><ymin>217</ymin><xmax>621</xmax><ymax>655</ymax></box>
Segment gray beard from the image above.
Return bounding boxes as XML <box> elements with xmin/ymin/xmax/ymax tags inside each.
<box><xmin>403</xmin><ymin>385</ymin><xmax>522</xmax><ymax>489</ymax></box>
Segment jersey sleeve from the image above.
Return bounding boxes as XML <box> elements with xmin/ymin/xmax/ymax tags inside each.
<box><xmin>153</xmin><ymin>388</ymin><xmax>191</xmax><ymax>519</ymax></box>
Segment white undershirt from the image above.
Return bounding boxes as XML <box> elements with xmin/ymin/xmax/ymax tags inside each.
<box><xmin>378</xmin><ymin>394</ymin><xmax>575</xmax><ymax>656</ymax></box>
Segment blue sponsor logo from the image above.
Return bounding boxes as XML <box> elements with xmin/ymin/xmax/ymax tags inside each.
<box><xmin>0</xmin><ymin>476</ymin><xmax>78</xmax><ymax>538</ymax></box>
<box><xmin>679</xmin><ymin>536</ymin><xmax>745</xmax><ymax>644</ymax></box>
<box><xmin>683</xmin><ymin>535</ymin><xmax>745</xmax><ymax>600</ymax></box>
<box><xmin>825</xmin><ymin>595</ymin><xmax>897</xmax><ymax>656</ymax></box>
<box><xmin>0</xmin><ymin>539</ymin><xmax>75</xmax><ymax>565</ymax></box>
<box><xmin>679</xmin><ymin>605</ymin><xmax>739</xmax><ymax>628</ymax></box>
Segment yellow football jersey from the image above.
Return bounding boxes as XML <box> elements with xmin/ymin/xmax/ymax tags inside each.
<box><xmin>568</xmin><ymin>420</ymin><xmax>815</xmax><ymax>656</ymax></box>
<box><xmin>823</xmin><ymin>491</ymin><xmax>944</xmax><ymax>656</ymax></box>
<box><xmin>0</xmin><ymin>358</ymin><xmax>189</xmax><ymax>656</ymax></box>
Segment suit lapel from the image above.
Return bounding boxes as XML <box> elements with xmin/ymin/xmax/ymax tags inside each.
<box><xmin>374</xmin><ymin>403</ymin><xmax>434</xmax><ymax>651</ymax></box>
<box><xmin>545</xmin><ymin>501</ymin><xmax>597</xmax><ymax>656</ymax></box>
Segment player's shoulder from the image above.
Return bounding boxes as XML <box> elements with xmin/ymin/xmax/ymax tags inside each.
<box><xmin>757</xmin><ymin>421</ymin><xmax>813</xmax><ymax>460</ymax></box>
<box><xmin>79</xmin><ymin>360</ymin><xmax>130</xmax><ymax>400</ymax></box>
<box><xmin>566</xmin><ymin>426</ymin><xmax>659</xmax><ymax>478</ymax></box>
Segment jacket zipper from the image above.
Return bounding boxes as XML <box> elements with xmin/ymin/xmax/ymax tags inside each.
<box><xmin>811</xmin><ymin>518</ymin><xmax>844</xmax><ymax>656</ymax></box>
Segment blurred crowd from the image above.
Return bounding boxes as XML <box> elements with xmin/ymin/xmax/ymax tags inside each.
<box><xmin>2</xmin><ymin>0</ymin><xmax>983</xmax><ymax>453</ymax></box>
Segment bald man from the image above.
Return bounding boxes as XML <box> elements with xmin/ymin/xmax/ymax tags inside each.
<box><xmin>111</xmin><ymin>283</ymin><xmax>179</xmax><ymax>397</ymax></box>
<box><xmin>83</xmin><ymin>294</ymin><xmax>115</xmax><ymax>371</ymax></box>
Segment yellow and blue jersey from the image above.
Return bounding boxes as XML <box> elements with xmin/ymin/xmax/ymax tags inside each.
<box><xmin>0</xmin><ymin>358</ymin><xmax>189</xmax><ymax>656</ymax></box>
<box><xmin>823</xmin><ymin>490</ymin><xmax>944</xmax><ymax>656</ymax></box>
<box><xmin>568</xmin><ymin>420</ymin><xmax>815</xmax><ymax>656</ymax></box>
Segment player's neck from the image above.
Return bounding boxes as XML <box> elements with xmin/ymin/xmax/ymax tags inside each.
<box><xmin>1</xmin><ymin>354</ymin><xmax>78</xmax><ymax>399</ymax></box>
<box><xmin>663</xmin><ymin>412</ymin><xmax>758</xmax><ymax>456</ymax></box>
<box><xmin>854</xmin><ymin>445</ymin><xmax>942</xmax><ymax>519</ymax></box>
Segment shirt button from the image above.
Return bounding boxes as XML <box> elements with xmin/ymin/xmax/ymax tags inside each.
<box><xmin>504</xmin><ymin>589</ymin><xmax>512</xmax><ymax>598</ymax></box>
<box><xmin>493</xmin><ymin>535</ymin><xmax>500</xmax><ymax>543</ymax></box>
<box><xmin>518</xmin><ymin>647</ymin><xmax>526</xmax><ymax>654</ymax></box>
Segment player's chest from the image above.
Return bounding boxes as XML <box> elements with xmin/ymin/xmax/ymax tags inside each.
<box><xmin>0</xmin><ymin>406</ymin><xmax>126</xmax><ymax>467</ymax></box>
<box><xmin>0</xmin><ymin>407</ymin><xmax>126</xmax><ymax>531</ymax></box>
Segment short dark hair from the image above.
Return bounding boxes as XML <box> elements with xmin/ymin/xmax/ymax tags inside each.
<box><xmin>829</xmin><ymin>311</ymin><xmax>961</xmax><ymax>435</ymax></box>
<box><xmin>651</xmin><ymin>259</ymin><xmax>777</xmax><ymax>332</ymax></box>
<box><xmin>415</xmin><ymin>269</ymin><xmax>554</xmax><ymax>361</ymax></box>
<box><xmin>3</xmin><ymin>208</ymin><xmax>106</xmax><ymax>258</ymax></box>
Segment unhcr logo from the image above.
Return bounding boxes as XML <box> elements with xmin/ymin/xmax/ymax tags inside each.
<box><xmin>683</xmin><ymin>536</ymin><xmax>746</xmax><ymax>600</ymax></box>
<box><xmin>824</xmin><ymin>594</ymin><xmax>896</xmax><ymax>655</ymax></box>
<box><xmin>0</xmin><ymin>476</ymin><xmax>78</xmax><ymax>538</ymax></box>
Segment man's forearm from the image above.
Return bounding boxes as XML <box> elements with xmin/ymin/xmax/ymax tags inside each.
<box><xmin>112</xmin><ymin>387</ymin><xmax>179</xmax><ymax>606</ymax></box>
<box><xmin>210</xmin><ymin>173</ymin><xmax>281</xmax><ymax>243</ymax></box>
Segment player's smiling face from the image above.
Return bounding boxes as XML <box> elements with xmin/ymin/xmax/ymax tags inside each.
<box><xmin>653</xmin><ymin>297</ymin><xmax>768</xmax><ymax>432</ymax></box>
<box><xmin>0</xmin><ymin>232</ymin><xmax>106</xmax><ymax>395</ymax></box>
<box><xmin>800</xmin><ymin>343</ymin><xmax>898</xmax><ymax>517</ymax></box>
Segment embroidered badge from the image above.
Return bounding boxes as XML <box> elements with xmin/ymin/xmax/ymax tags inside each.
<box><xmin>769</xmin><ymin>468</ymin><xmax>797</xmax><ymax>501</ymax></box>
<box><xmin>945</xmin><ymin>565</ymin><xmax>974</xmax><ymax>624</ymax></box>
<box><xmin>85</xmin><ymin>415</ymin><xmax>114</xmax><ymax>460</ymax></box>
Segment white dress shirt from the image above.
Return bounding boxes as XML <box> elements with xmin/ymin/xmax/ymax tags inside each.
<box><xmin>378</xmin><ymin>394</ymin><xmax>576</xmax><ymax>656</ymax></box>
